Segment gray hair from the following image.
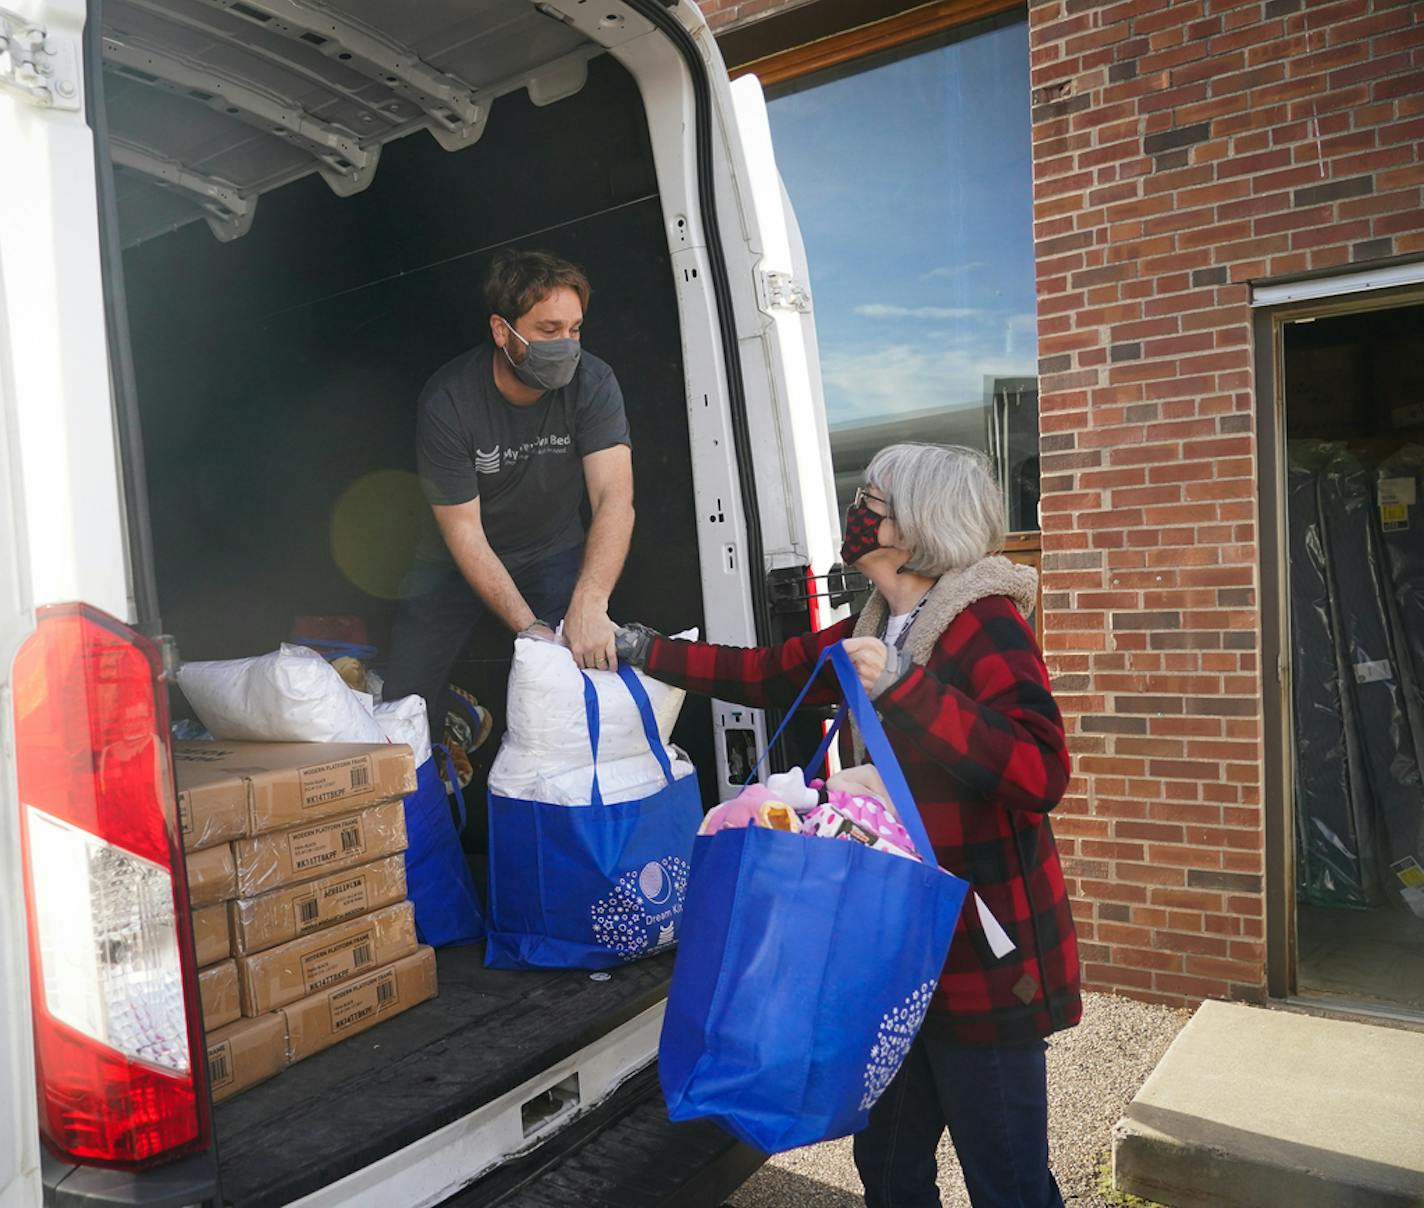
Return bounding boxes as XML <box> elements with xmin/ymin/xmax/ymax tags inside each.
<box><xmin>864</xmin><ymin>443</ymin><xmax>1006</xmax><ymax>576</ymax></box>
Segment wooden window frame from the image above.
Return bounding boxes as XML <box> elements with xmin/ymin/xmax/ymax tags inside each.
<box><xmin>729</xmin><ymin>0</ymin><xmax>1024</xmax><ymax>88</ymax></box>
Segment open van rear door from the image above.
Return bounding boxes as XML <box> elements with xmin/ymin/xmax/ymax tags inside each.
<box><xmin>701</xmin><ymin>72</ymin><xmax>844</xmax><ymax>787</ymax></box>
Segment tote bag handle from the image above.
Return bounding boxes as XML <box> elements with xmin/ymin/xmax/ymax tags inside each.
<box><xmin>746</xmin><ymin>641</ymin><xmax>935</xmax><ymax>860</ymax></box>
<box><xmin>580</xmin><ymin>665</ymin><xmax>676</xmax><ymax>808</ymax></box>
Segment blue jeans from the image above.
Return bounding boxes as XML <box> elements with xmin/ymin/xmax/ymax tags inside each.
<box><xmin>384</xmin><ymin>543</ymin><xmax>584</xmax><ymax>729</ymax></box>
<box><xmin>853</xmin><ymin>1033</ymin><xmax>1064</xmax><ymax>1208</ymax></box>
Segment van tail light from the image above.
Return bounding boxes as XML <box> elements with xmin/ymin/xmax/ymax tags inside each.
<box><xmin>11</xmin><ymin>603</ymin><xmax>210</xmax><ymax>1169</ymax></box>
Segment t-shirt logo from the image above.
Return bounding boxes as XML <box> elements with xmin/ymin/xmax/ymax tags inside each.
<box><xmin>474</xmin><ymin>447</ymin><xmax>501</xmax><ymax>475</ymax></box>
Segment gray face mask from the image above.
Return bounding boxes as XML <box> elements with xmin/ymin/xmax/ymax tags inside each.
<box><xmin>499</xmin><ymin>318</ymin><xmax>581</xmax><ymax>392</ymax></box>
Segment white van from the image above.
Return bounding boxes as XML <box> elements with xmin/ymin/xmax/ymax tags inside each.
<box><xmin>0</xmin><ymin>1</ymin><xmax>847</xmax><ymax>1203</ymax></box>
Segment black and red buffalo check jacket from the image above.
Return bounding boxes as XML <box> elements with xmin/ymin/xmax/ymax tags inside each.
<box><xmin>644</xmin><ymin>595</ymin><xmax>1081</xmax><ymax>1046</ymax></box>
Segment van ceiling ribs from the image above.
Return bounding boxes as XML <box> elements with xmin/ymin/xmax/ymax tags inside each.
<box><xmin>102</xmin><ymin>33</ymin><xmax>379</xmax><ymax>196</ymax></box>
<box><xmin>109</xmin><ymin>136</ymin><xmax>255</xmax><ymax>241</ymax></box>
<box><xmin>190</xmin><ymin>0</ymin><xmax>488</xmax><ymax>150</ymax></box>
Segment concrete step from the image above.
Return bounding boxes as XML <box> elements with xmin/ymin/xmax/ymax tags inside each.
<box><xmin>1112</xmin><ymin>999</ymin><xmax>1424</xmax><ymax>1208</ymax></box>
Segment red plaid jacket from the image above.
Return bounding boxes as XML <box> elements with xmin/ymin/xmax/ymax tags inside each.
<box><xmin>645</xmin><ymin>596</ymin><xmax>1081</xmax><ymax>1046</ymax></box>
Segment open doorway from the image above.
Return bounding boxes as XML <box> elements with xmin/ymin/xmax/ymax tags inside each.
<box><xmin>1275</xmin><ymin>292</ymin><xmax>1424</xmax><ymax>1014</ymax></box>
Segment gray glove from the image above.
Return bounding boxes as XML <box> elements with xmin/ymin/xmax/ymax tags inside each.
<box><xmin>870</xmin><ymin>643</ymin><xmax>910</xmax><ymax>700</ymax></box>
<box><xmin>614</xmin><ymin>623</ymin><xmax>661</xmax><ymax>667</ymax></box>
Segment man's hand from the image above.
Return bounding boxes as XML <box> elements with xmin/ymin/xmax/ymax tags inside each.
<box><xmin>564</xmin><ymin>596</ymin><xmax>617</xmax><ymax>671</ymax></box>
<box><xmin>517</xmin><ymin>621</ymin><xmax>559</xmax><ymax>644</ymax></box>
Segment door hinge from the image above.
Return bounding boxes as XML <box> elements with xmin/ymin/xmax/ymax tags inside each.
<box><xmin>757</xmin><ymin>269</ymin><xmax>812</xmax><ymax>314</ymax></box>
<box><xmin>0</xmin><ymin>9</ymin><xmax>80</xmax><ymax>110</ymax></box>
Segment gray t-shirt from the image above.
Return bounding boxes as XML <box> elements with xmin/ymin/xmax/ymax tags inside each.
<box><xmin>415</xmin><ymin>343</ymin><xmax>630</xmax><ymax>573</ymax></box>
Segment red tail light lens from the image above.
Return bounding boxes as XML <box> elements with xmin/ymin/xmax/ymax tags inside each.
<box><xmin>11</xmin><ymin>604</ymin><xmax>210</xmax><ymax>1168</ymax></box>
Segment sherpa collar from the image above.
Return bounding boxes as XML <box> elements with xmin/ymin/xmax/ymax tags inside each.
<box><xmin>851</xmin><ymin>555</ymin><xmax>1038</xmax><ymax>664</ymax></box>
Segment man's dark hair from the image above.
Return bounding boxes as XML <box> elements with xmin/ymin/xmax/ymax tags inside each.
<box><xmin>484</xmin><ymin>249</ymin><xmax>591</xmax><ymax>321</ymax></box>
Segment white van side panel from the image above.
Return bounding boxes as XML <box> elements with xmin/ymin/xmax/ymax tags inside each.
<box><xmin>0</xmin><ymin>247</ymin><xmax>43</xmax><ymax>1208</ymax></box>
<box><xmin>1</xmin><ymin>0</ymin><xmax>130</xmax><ymax>619</ymax></box>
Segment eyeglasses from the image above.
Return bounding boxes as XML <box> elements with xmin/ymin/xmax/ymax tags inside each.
<box><xmin>853</xmin><ymin>486</ymin><xmax>894</xmax><ymax>519</ymax></box>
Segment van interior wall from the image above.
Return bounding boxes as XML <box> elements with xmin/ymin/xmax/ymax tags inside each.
<box><xmin>119</xmin><ymin>53</ymin><xmax>715</xmax><ymax>802</ymax></box>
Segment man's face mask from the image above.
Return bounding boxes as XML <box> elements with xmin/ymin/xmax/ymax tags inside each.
<box><xmin>500</xmin><ymin>318</ymin><xmax>581</xmax><ymax>391</ymax></box>
<box><xmin>840</xmin><ymin>487</ymin><xmax>891</xmax><ymax>566</ymax></box>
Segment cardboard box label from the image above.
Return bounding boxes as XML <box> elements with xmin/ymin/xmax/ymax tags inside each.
<box><xmin>208</xmin><ymin>1040</ymin><xmax>235</xmax><ymax>1092</ymax></box>
<box><xmin>300</xmin><ymin>757</ymin><xmax>376</xmax><ymax>810</ymax></box>
<box><xmin>300</xmin><ymin>928</ymin><xmax>378</xmax><ymax>993</ymax></box>
<box><xmin>329</xmin><ymin>967</ymin><xmax>399</xmax><ymax>1033</ymax></box>
<box><xmin>294</xmin><ymin>872</ymin><xmax>372</xmax><ymax>935</ymax></box>
<box><xmin>288</xmin><ymin>816</ymin><xmax>367</xmax><ymax>873</ymax></box>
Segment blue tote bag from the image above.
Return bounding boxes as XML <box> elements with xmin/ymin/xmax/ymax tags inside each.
<box><xmin>659</xmin><ymin>642</ymin><xmax>970</xmax><ymax>1153</ymax></box>
<box><xmin>484</xmin><ymin>665</ymin><xmax>702</xmax><ymax>970</ymax></box>
<box><xmin>401</xmin><ymin>748</ymin><xmax>486</xmax><ymax>948</ymax></box>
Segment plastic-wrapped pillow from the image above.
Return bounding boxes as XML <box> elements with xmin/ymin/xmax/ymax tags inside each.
<box><xmin>176</xmin><ymin>644</ymin><xmax>386</xmax><ymax>744</ymax></box>
<box><xmin>489</xmin><ymin>631</ymin><xmax>696</xmax><ymax>805</ymax></box>
<box><xmin>373</xmin><ymin>695</ymin><xmax>432</xmax><ymax>767</ymax></box>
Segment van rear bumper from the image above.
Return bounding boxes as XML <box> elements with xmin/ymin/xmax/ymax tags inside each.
<box><xmin>41</xmin><ymin>1149</ymin><xmax>218</xmax><ymax>1208</ymax></box>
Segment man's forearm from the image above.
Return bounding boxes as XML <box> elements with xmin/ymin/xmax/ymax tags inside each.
<box><xmin>441</xmin><ymin>521</ymin><xmax>536</xmax><ymax>632</ymax></box>
<box><xmin>572</xmin><ymin>498</ymin><xmax>634</xmax><ymax>608</ymax></box>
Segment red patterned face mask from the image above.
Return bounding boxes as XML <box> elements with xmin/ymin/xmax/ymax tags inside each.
<box><xmin>840</xmin><ymin>497</ymin><xmax>888</xmax><ymax>565</ymax></box>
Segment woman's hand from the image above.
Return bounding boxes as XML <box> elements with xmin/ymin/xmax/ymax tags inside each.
<box><xmin>842</xmin><ymin>637</ymin><xmax>891</xmax><ymax>695</ymax></box>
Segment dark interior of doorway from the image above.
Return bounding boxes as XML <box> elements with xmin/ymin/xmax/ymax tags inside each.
<box><xmin>1283</xmin><ymin>299</ymin><xmax>1424</xmax><ymax>1013</ymax></box>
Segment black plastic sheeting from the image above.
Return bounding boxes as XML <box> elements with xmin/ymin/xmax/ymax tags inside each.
<box><xmin>1373</xmin><ymin>445</ymin><xmax>1424</xmax><ymax>914</ymax></box>
<box><xmin>1289</xmin><ymin>440</ymin><xmax>1424</xmax><ymax>916</ymax></box>
<box><xmin>1286</xmin><ymin>445</ymin><xmax>1376</xmax><ymax>908</ymax></box>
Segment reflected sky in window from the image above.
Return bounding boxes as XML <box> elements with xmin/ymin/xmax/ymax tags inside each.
<box><xmin>767</xmin><ymin>18</ymin><xmax>1037</xmax><ymax>445</ymax></box>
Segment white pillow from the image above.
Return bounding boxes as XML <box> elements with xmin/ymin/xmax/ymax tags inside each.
<box><xmin>502</xmin><ymin>634</ymin><xmax>692</xmax><ymax>766</ymax></box>
<box><xmin>373</xmin><ymin>695</ymin><xmax>431</xmax><ymax>768</ymax></box>
<box><xmin>176</xmin><ymin>644</ymin><xmax>387</xmax><ymax>744</ymax></box>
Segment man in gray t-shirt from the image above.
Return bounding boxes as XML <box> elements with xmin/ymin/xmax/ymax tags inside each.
<box><xmin>385</xmin><ymin>249</ymin><xmax>634</xmax><ymax>726</ymax></box>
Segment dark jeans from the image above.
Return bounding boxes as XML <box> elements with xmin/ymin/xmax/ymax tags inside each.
<box><xmin>384</xmin><ymin>543</ymin><xmax>584</xmax><ymax>730</ymax></box>
<box><xmin>853</xmin><ymin>1033</ymin><xmax>1064</xmax><ymax>1208</ymax></box>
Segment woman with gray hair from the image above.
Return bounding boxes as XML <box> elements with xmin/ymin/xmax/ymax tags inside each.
<box><xmin>617</xmin><ymin>443</ymin><xmax>1078</xmax><ymax>1208</ymax></box>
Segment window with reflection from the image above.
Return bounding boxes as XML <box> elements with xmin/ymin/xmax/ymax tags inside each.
<box><xmin>766</xmin><ymin>14</ymin><xmax>1040</xmax><ymax>533</ymax></box>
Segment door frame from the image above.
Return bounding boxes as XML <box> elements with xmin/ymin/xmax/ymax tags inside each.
<box><xmin>1254</xmin><ymin>275</ymin><xmax>1424</xmax><ymax>1010</ymax></box>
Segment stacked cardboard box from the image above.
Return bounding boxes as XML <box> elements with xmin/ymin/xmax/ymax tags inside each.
<box><xmin>174</xmin><ymin>741</ymin><xmax>438</xmax><ymax>1103</ymax></box>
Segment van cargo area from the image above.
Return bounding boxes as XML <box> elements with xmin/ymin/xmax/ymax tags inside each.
<box><xmin>65</xmin><ymin>0</ymin><xmax>808</xmax><ymax>1201</ymax></box>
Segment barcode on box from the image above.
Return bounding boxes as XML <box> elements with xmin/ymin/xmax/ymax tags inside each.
<box><xmin>298</xmin><ymin>897</ymin><xmax>320</xmax><ymax>925</ymax></box>
<box><xmin>208</xmin><ymin>1041</ymin><xmax>234</xmax><ymax>1090</ymax></box>
<box><xmin>290</xmin><ymin>816</ymin><xmax>365</xmax><ymax>871</ymax></box>
<box><xmin>302</xmin><ymin>756</ymin><xmax>377</xmax><ymax>808</ymax></box>
<box><xmin>329</xmin><ymin>968</ymin><xmax>399</xmax><ymax>1032</ymax></box>
<box><xmin>301</xmin><ymin>929</ymin><xmax>377</xmax><ymax>993</ymax></box>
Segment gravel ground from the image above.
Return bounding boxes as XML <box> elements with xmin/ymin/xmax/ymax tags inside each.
<box><xmin>725</xmin><ymin>991</ymin><xmax>1191</xmax><ymax>1208</ymax></box>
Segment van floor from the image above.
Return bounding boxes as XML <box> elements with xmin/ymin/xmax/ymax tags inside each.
<box><xmin>214</xmin><ymin>939</ymin><xmax>673</xmax><ymax>1207</ymax></box>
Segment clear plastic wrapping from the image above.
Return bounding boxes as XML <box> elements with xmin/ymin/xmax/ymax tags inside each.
<box><xmin>229</xmin><ymin>854</ymin><xmax>408</xmax><ymax>957</ymax></box>
<box><xmin>282</xmin><ymin>946</ymin><xmax>437</xmax><ymax>1064</ymax></box>
<box><xmin>1372</xmin><ymin>445</ymin><xmax>1424</xmax><ymax>915</ymax></box>
<box><xmin>192</xmin><ymin>902</ymin><xmax>232</xmax><ymax>967</ymax></box>
<box><xmin>1287</xmin><ymin>444</ymin><xmax>1375</xmax><ymax>907</ymax></box>
<box><xmin>185</xmin><ymin>843</ymin><xmax>238</xmax><ymax>908</ymax></box>
<box><xmin>198</xmin><ymin>960</ymin><xmax>240</xmax><ymax>1032</ymax></box>
<box><xmin>235</xmin><ymin>900</ymin><xmax>418</xmax><ymax>1016</ymax></box>
<box><xmin>231</xmin><ymin>801</ymin><xmax>408</xmax><ymax>899</ymax></box>
<box><xmin>206</xmin><ymin>1014</ymin><xmax>288</xmax><ymax>1105</ymax></box>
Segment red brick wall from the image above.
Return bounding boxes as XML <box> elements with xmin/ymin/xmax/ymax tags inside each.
<box><xmin>698</xmin><ymin>0</ymin><xmax>815</xmax><ymax>33</ymax></box>
<box><xmin>1030</xmin><ymin>0</ymin><xmax>1424</xmax><ymax>1007</ymax></box>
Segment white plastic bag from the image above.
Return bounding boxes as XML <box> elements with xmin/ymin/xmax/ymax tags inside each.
<box><xmin>176</xmin><ymin>644</ymin><xmax>387</xmax><ymax>744</ymax></box>
<box><xmin>373</xmin><ymin>695</ymin><xmax>432</xmax><ymax>767</ymax></box>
